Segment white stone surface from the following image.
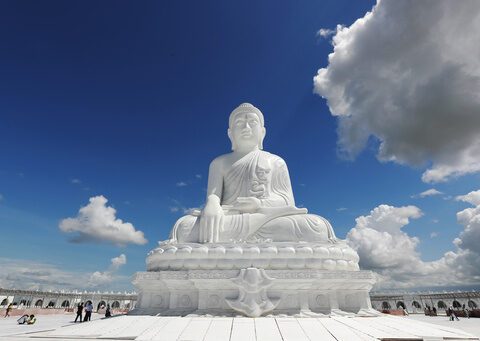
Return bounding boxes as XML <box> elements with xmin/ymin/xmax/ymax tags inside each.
<box><xmin>7</xmin><ymin>315</ymin><xmax>478</xmax><ymax>341</ymax></box>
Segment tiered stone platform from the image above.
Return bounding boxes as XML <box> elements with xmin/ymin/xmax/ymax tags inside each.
<box><xmin>133</xmin><ymin>241</ymin><xmax>377</xmax><ymax>317</ymax></box>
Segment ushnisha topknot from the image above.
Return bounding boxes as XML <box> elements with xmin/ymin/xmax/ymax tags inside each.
<box><xmin>229</xmin><ymin>103</ymin><xmax>264</xmax><ymax>127</ymax></box>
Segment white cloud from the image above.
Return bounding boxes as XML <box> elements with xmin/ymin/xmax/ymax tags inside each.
<box><xmin>432</xmin><ymin>219</ymin><xmax>439</xmax><ymax>223</ymax></box>
<box><xmin>337</xmin><ymin>207</ymin><xmax>347</xmax><ymax>211</ymax></box>
<box><xmin>88</xmin><ymin>254</ymin><xmax>127</xmax><ymax>287</ymax></box>
<box><xmin>454</xmin><ymin>190</ymin><xmax>480</xmax><ymax>255</ymax></box>
<box><xmin>183</xmin><ymin>207</ymin><xmax>202</xmax><ymax>215</ymax></box>
<box><xmin>347</xmin><ymin>200</ymin><xmax>480</xmax><ymax>289</ymax></box>
<box><xmin>456</xmin><ymin>189</ymin><xmax>480</xmax><ymax>206</ymax></box>
<box><xmin>411</xmin><ymin>188</ymin><xmax>443</xmax><ymax>198</ymax></box>
<box><xmin>176</xmin><ymin>182</ymin><xmax>187</xmax><ymax>187</ymax></box>
<box><xmin>71</xmin><ymin>178</ymin><xmax>81</xmax><ymax>184</ymax></box>
<box><xmin>59</xmin><ymin>196</ymin><xmax>147</xmax><ymax>246</ymax></box>
<box><xmin>110</xmin><ymin>254</ymin><xmax>126</xmax><ymax>271</ymax></box>
<box><xmin>314</xmin><ymin>0</ymin><xmax>480</xmax><ymax>183</ymax></box>
<box><xmin>317</xmin><ymin>27</ymin><xmax>337</xmax><ymax>38</ymax></box>
<box><xmin>195</xmin><ymin>174</ymin><xmax>202</xmax><ymax>179</ymax></box>
<box><xmin>0</xmin><ymin>257</ymin><xmax>130</xmax><ymax>291</ymax></box>
<box><xmin>430</xmin><ymin>232</ymin><xmax>438</xmax><ymax>238</ymax></box>
<box><xmin>347</xmin><ymin>205</ymin><xmax>423</xmax><ymax>271</ymax></box>
<box><xmin>170</xmin><ymin>206</ymin><xmax>179</xmax><ymax>213</ymax></box>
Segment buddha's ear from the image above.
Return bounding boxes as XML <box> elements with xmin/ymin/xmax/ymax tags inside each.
<box><xmin>259</xmin><ymin>127</ymin><xmax>266</xmax><ymax>150</ymax></box>
<box><xmin>228</xmin><ymin>128</ymin><xmax>236</xmax><ymax>151</ymax></box>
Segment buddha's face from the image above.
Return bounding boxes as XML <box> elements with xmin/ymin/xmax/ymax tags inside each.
<box><xmin>228</xmin><ymin>112</ymin><xmax>266</xmax><ymax>151</ymax></box>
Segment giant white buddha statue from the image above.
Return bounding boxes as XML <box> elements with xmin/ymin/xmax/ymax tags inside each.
<box><xmin>138</xmin><ymin>103</ymin><xmax>372</xmax><ymax>317</ymax></box>
<box><xmin>169</xmin><ymin>103</ymin><xmax>338</xmax><ymax>244</ymax></box>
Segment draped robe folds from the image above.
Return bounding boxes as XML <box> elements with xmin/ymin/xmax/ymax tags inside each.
<box><xmin>169</xmin><ymin>150</ymin><xmax>337</xmax><ymax>243</ymax></box>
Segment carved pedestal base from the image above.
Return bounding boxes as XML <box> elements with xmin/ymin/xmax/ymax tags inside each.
<box><xmin>131</xmin><ymin>268</ymin><xmax>377</xmax><ymax>317</ymax></box>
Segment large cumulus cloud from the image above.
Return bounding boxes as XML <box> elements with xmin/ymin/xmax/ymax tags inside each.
<box><xmin>59</xmin><ymin>196</ymin><xmax>147</xmax><ymax>246</ymax></box>
<box><xmin>347</xmin><ymin>196</ymin><xmax>480</xmax><ymax>289</ymax></box>
<box><xmin>314</xmin><ymin>0</ymin><xmax>480</xmax><ymax>183</ymax></box>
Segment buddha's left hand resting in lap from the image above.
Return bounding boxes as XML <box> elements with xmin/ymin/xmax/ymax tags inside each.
<box><xmin>169</xmin><ymin>103</ymin><xmax>338</xmax><ymax>244</ymax></box>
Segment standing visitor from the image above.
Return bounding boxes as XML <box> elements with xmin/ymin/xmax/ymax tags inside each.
<box><xmin>74</xmin><ymin>303</ymin><xmax>83</xmax><ymax>322</ymax></box>
<box><xmin>84</xmin><ymin>302</ymin><xmax>93</xmax><ymax>321</ymax></box>
<box><xmin>462</xmin><ymin>304</ymin><xmax>470</xmax><ymax>319</ymax></box>
<box><xmin>105</xmin><ymin>304</ymin><xmax>111</xmax><ymax>318</ymax></box>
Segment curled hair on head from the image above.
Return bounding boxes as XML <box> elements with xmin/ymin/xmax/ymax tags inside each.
<box><xmin>229</xmin><ymin>103</ymin><xmax>264</xmax><ymax>128</ymax></box>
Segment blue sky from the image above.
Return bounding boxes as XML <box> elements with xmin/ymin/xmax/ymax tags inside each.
<box><xmin>1</xmin><ymin>0</ymin><xmax>480</xmax><ymax>292</ymax></box>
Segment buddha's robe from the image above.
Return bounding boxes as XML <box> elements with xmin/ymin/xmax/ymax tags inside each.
<box><xmin>169</xmin><ymin>150</ymin><xmax>337</xmax><ymax>243</ymax></box>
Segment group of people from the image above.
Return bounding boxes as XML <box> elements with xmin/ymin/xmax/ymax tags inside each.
<box><xmin>17</xmin><ymin>314</ymin><xmax>36</xmax><ymax>324</ymax></box>
<box><xmin>424</xmin><ymin>305</ymin><xmax>437</xmax><ymax>316</ymax></box>
<box><xmin>447</xmin><ymin>304</ymin><xmax>470</xmax><ymax>321</ymax></box>
<box><xmin>74</xmin><ymin>302</ymin><xmax>93</xmax><ymax>322</ymax></box>
<box><xmin>74</xmin><ymin>302</ymin><xmax>112</xmax><ymax>322</ymax></box>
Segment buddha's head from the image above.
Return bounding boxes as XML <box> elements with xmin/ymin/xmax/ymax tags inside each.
<box><xmin>228</xmin><ymin>103</ymin><xmax>266</xmax><ymax>152</ymax></box>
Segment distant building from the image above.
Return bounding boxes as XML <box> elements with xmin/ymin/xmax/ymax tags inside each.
<box><xmin>370</xmin><ymin>291</ymin><xmax>479</xmax><ymax>313</ymax></box>
<box><xmin>0</xmin><ymin>288</ymin><xmax>136</xmax><ymax>312</ymax></box>
<box><xmin>1</xmin><ymin>287</ymin><xmax>478</xmax><ymax>314</ymax></box>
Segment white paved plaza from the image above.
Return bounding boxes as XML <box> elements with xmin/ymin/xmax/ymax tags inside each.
<box><xmin>0</xmin><ymin>313</ymin><xmax>478</xmax><ymax>341</ymax></box>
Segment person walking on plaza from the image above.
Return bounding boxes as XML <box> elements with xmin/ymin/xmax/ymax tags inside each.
<box><xmin>84</xmin><ymin>301</ymin><xmax>93</xmax><ymax>322</ymax></box>
<box><xmin>4</xmin><ymin>303</ymin><xmax>13</xmax><ymax>317</ymax></box>
<box><xmin>449</xmin><ymin>305</ymin><xmax>459</xmax><ymax>321</ymax></box>
<box><xmin>74</xmin><ymin>303</ymin><xmax>83</xmax><ymax>322</ymax></box>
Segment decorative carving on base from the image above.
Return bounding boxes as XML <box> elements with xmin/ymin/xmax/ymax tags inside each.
<box><xmin>225</xmin><ymin>268</ymin><xmax>280</xmax><ymax>317</ymax></box>
<box><xmin>132</xmin><ymin>269</ymin><xmax>376</xmax><ymax>317</ymax></box>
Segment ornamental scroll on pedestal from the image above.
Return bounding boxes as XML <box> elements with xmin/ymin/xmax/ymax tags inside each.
<box><xmin>226</xmin><ymin>268</ymin><xmax>279</xmax><ymax>317</ymax></box>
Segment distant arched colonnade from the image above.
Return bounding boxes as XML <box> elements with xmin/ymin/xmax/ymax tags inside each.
<box><xmin>0</xmin><ymin>288</ymin><xmax>137</xmax><ymax>312</ymax></box>
<box><xmin>371</xmin><ymin>292</ymin><xmax>479</xmax><ymax>314</ymax></box>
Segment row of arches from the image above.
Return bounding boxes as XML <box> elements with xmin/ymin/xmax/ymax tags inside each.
<box><xmin>1</xmin><ymin>299</ymin><xmax>126</xmax><ymax>309</ymax></box>
<box><xmin>381</xmin><ymin>300</ymin><xmax>478</xmax><ymax>310</ymax></box>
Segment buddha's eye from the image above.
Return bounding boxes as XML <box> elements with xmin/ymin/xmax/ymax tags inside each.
<box><xmin>248</xmin><ymin>120</ymin><xmax>258</xmax><ymax>126</ymax></box>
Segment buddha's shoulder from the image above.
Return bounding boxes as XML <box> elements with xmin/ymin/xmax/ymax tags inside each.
<box><xmin>208</xmin><ymin>153</ymin><xmax>234</xmax><ymax>171</ymax></box>
<box><xmin>261</xmin><ymin>151</ymin><xmax>287</xmax><ymax>167</ymax></box>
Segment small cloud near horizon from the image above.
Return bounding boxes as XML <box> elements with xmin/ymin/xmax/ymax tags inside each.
<box><xmin>71</xmin><ymin>178</ymin><xmax>81</xmax><ymax>184</ymax></box>
<box><xmin>176</xmin><ymin>182</ymin><xmax>187</xmax><ymax>187</ymax></box>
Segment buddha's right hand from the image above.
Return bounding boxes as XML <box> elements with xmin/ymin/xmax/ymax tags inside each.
<box><xmin>200</xmin><ymin>194</ymin><xmax>224</xmax><ymax>243</ymax></box>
